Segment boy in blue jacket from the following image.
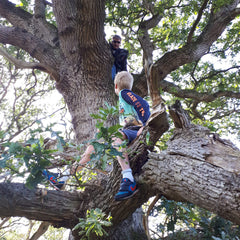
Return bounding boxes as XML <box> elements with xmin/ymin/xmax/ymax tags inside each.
<box><xmin>56</xmin><ymin>72</ymin><xmax>151</xmax><ymax>200</ymax></box>
<box><xmin>112</xmin><ymin>71</ymin><xmax>151</xmax><ymax>200</ymax></box>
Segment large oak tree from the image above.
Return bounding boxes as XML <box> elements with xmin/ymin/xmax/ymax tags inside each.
<box><xmin>0</xmin><ymin>0</ymin><xmax>240</xmax><ymax>239</ymax></box>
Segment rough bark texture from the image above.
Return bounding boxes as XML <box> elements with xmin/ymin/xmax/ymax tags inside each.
<box><xmin>52</xmin><ymin>0</ymin><xmax>115</xmax><ymax>141</ymax></box>
<box><xmin>108</xmin><ymin>208</ymin><xmax>148</xmax><ymax>240</ymax></box>
<box><xmin>0</xmin><ymin>183</ymin><xmax>80</xmax><ymax>228</ymax></box>
<box><xmin>142</xmin><ymin>102</ymin><xmax>240</xmax><ymax>225</ymax></box>
<box><xmin>143</xmin><ymin>126</ymin><xmax>240</xmax><ymax>225</ymax></box>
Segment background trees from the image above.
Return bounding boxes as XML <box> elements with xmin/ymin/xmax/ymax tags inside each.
<box><xmin>0</xmin><ymin>0</ymin><xmax>240</xmax><ymax>239</ymax></box>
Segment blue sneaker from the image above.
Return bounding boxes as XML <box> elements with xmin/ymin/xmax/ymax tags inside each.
<box><xmin>42</xmin><ymin>170</ymin><xmax>65</xmax><ymax>191</ymax></box>
<box><xmin>114</xmin><ymin>178</ymin><xmax>138</xmax><ymax>201</ymax></box>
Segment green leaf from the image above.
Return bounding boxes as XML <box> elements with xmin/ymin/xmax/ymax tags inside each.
<box><xmin>91</xmin><ymin>142</ymin><xmax>105</xmax><ymax>153</ymax></box>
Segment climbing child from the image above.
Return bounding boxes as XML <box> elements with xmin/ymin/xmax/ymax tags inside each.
<box><xmin>73</xmin><ymin>71</ymin><xmax>151</xmax><ymax>201</ymax></box>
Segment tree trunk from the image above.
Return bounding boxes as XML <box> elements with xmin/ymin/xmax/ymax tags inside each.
<box><xmin>55</xmin><ymin>63</ymin><xmax>116</xmax><ymax>142</ymax></box>
<box><xmin>52</xmin><ymin>0</ymin><xmax>114</xmax><ymax>142</ymax></box>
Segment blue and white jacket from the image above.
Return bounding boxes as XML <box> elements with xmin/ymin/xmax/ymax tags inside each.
<box><xmin>119</xmin><ymin>89</ymin><xmax>151</xmax><ymax>128</ymax></box>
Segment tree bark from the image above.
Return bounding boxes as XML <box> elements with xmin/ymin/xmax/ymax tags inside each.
<box><xmin>0</xmin><ymin>183</ymin><xmax>80</xmax><ymax>229</ymax></box>
<box><xmin>142</xmin><ymin>102</ymin><xmax>240</xmax><ymax>225</ymax></box>
<box><xmin>107</xmin><ymin>208</ymin><xmax>148</xmax><ymax>240</ymax></box>
<box><xmin>52</xmin><ymin>0</ymin><xmax>114</xmax><ymax>142</ymax></box>
<box><xmin>143</xmin><ymin>127</ymin><xmax>240</xmax><ymax>225</ymax></box>
<box><xmin>0</xmin><ymin>0</ymin><xmax>114</xmax><ymax>142</ymax></box>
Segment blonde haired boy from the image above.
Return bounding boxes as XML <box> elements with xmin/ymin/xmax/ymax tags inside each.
<box><xmin>75</xmin><ymin>71</ymin><xmax>151</xmax><ymax>201</ymax></box>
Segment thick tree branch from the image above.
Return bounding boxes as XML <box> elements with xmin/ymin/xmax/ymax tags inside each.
<box><xmin>0</xmin><ymin>0</ymin><xmax>32</xmax><ymax>29</ymax></box>
<box><xmin>160</xmin><ymin>79</ymin><xmax>240</xmax><ymax>101</ymax></box>
<box><xmin>141</xmin><ymin>101</ymin><xmax>240</xmax><ymax>226</ymax></box>
<box><xmin>137</xmin><ymin>13</ymin><xmax>163</xmax><ymax>108</ymax></box>
<box><xmin>142</xmin><ymin>0</ymin><xmax>155</xmax><ymax>15</ymax></box>
<box><xmin>142</xmin><ymin>123</ymin><xmax>240</xmax><ymax>225</ymax></box>
<box><xmin>0</xmin><ymin>0</ymin><xmax>61</xmax><ymax>80</ymax></box>
<box><xmin>132</xmin><ymin>71</ymin><xmax>148</xmax><ymax>97</ymax></box>
<box><xmin>0</xmin><ymin>26</ymin><xmax>60</xmax><ymax>80</ymax></box>
<box><xmin>34</xmin><ymin>0</ymin><xmax>46</xmax><ymax>19</ymax></box>
<box><xmin>0</xmin><ymin>184</ymin><xmax>82</xmax><ymax>228</ymax></box>
<box><xmin>0</xmin><ymin>0</ymin><xmax>58</xmax><ymax>47</ymax></box>
<box><xmin>168</xmin><ymin>100</ymin><xmax>191</xmax><ymax>129</ymax></box>
<box><xmin>138</xmin><ymin>13</ymin><xmax>162</xmax><ymax>81</ymax></box>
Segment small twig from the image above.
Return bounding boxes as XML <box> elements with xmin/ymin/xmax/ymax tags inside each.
<box><xmin>0</xmin><ymin>47</ymin><xmax>47</xmax><ymax>71</ymax></box>
<box><xmin>187</xmin><ymin>0</ymin><xmax>209</xmax><ymax>43</ymax></box>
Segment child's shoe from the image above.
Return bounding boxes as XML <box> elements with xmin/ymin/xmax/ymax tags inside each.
<box><xmin>42</xmin><ymin>170</ymin><xmax>65</xmax><ymax>191</ymax></box>
<box><xmin>114</xmin><ymin>178</ymin><xmax>138</xmax><ymax>201</ymax></box>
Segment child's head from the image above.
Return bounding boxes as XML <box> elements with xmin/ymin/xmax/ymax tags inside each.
<box><xmin>114</xmin><ymin>71</ymin><xmax>134</xmax><ymax>93</ymax></box>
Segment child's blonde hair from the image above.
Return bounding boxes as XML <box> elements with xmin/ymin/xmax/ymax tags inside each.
<box><xmin>114</xmin><ymin>71</ymin><xmax>134</xmax><ymax>90</ymax></box>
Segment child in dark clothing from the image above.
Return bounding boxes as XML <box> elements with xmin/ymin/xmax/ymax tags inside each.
<box><xmin>110</xmin><ymin>35</ymin><xmax>129</xmax><ymax>80</ymax></box>
<box><xmin>74</xmin><ymin>71</ymin><xmax>151</xmax><ymax>201</ymax></box>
